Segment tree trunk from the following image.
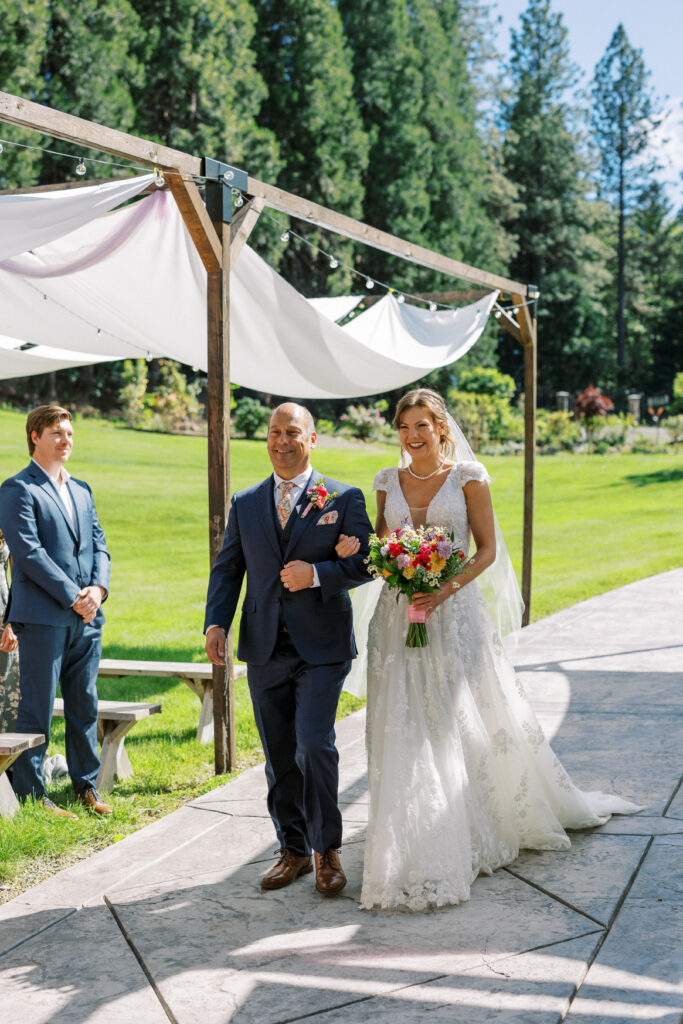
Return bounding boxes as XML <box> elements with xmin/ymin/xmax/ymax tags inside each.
<box><xmin>616</xmin><ymin>159</ymin><xmax>626</xmax><ymax>372</ymax></box>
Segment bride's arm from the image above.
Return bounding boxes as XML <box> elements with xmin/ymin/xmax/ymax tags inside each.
<box><xmin>335</xmin><ymin>489</ymin><xmax>388</xmax><ymax>559</ymax></box>
<box><xmin>412</xmin><ymin>480</ymin><xmax>497</xmax><ymax>618</ymax></box>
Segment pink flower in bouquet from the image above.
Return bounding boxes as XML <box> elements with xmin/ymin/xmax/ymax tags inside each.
<box><xmin>396</xmin><ymin>553</ymin><xmax>411</xmax><ymax>569</ymax></box>
<box><xmin>436</xmin><ymin>540</ymin><xmax>452</xmax><ymax>559</ymax></box>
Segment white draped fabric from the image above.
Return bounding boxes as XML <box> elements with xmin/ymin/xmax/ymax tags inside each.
<box><xmin>306</xmin><ymin>295</ymin><xmax>363</xmax><ymax>322</ymax></box>
<box><xmin>0</xmin><ymin>178</ymin><xmax>497</xmax><ymax>395</ymax></box>
<box><xmin>0</xmin><ymin>334</ymin><xmax>115</xmax><ymax>378</ymax></box>
<box><xmin>0</xmin><ymin>175</ymin><xmax>154</xmax><ymax>261</ymax></box>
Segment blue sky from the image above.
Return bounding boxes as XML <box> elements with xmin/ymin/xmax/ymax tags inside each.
<box><xmin>493</xmin><ymin>0</ymin><xmax>683</xmax><ymax>203</ymax></box>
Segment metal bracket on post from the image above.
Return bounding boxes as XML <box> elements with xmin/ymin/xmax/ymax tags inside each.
<box><xmin>203</xmin><ymin>157</ymin><xmax>249</xmax><ymax>225</ymax></box>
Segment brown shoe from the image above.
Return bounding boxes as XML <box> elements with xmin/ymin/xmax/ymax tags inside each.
<box><xmin>40</xmin><ymin>797</ymin><xmax>79</xmax><ymax>820</ymax></box>
<box><xmin>261</xmin><ymin>849</ymin><xmax>313</xmax><ymax>890</ymax></box>
<box><xmin>314</xmin><ymin>848</ymin><xmax>346</xmax><ymax>895</ymax></box>
<box><xmin>77</xmin><ymin>788</ymin><xmax>112</xmax><ymax>816</ymax></box>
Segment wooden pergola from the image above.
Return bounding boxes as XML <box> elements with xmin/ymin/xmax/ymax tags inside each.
<box><xmin>0</xmin><ymin>91</ymin><xmax>538</xmax><ymax>774</ymax></box>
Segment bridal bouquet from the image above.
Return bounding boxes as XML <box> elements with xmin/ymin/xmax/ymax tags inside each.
<box><xmin>367</xmin><ymin>526</ymin><xmax>469</xmax><ymax>647</ymax></box>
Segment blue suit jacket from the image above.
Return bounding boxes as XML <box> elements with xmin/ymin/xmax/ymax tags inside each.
<box><xmin>204</xmin><ymin>470</ymin><xmax>372</xmax><ymax>666</ymax></box>
<box><xmin>0</xmin><ymin>462</ymin><xmax>110</xmax><ymax>627</ymax></box>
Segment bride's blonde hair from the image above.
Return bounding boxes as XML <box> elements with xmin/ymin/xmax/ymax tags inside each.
<box><xmin>393</xmin><ymin>388</ymin><xmax>455</xmax><ymax>452</ymax></box>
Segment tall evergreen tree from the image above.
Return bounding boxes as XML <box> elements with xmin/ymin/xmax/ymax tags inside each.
<box><xmin>0</xmin><ymin>0</ymin><xmax>50</xmax><ymax>188</ymax></box>
<box><xmin>500</xmin><ymin>0</ymin><xmax>609</xmax><ymax>394</ymax></box>
<box><xmin>592</xmin><ymin>24</ymin><xmax>661</xmax><ymax>374</ymax></box>
<box><xmin>38</xmin><ymin>0</ymin><xmax>143</xmax><ymax>183</ymax></box>
<box><xmin>252</xmin><ymin>0</ymin><xmax>369</xmax><ymax>294</ymax></box>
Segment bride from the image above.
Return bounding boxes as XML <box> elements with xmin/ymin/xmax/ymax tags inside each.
<box><xmin>339</xmin><ymin>387</ymin><xmax>640</xmax><ymax>912</ymax></box>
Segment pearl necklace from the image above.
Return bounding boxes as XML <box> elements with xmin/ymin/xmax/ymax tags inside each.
<box><xmin>406</xmin><ymin>459</ymin><xmax>444</xmax><ymax>481</ymax></box>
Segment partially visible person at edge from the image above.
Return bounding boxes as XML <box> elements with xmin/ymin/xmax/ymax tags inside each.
<box><xmin>0</xmin><ymin>405</ymin><xmax>112</xmax><ymax>819</ymax></box>
<box><xmin>0</xmin><ymin>527</ymin><xmax>21</xmax><ymax>733</ymax></box>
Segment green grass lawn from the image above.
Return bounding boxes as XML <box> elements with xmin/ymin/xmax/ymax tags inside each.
<box><xmin>0</xmin><ymin>408</ymin><xmax>681</xmax><ymax>898</ymax></box>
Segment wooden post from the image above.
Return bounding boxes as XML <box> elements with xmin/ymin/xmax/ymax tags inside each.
<box><xmin>207</xmin><ymin>219</ymin><xmax>235</xmax><ymax>773</ymax></box>
<box><xmin>511</xmin><ymin>295</ymin><xmax>537</xmax><ymax>627</ymax></box>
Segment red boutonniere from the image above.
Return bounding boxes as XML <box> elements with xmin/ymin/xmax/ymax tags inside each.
<box><xmin>301</xmin><ymin>479</ymin><xmax>338</xmax><ymax>518</ymax></box>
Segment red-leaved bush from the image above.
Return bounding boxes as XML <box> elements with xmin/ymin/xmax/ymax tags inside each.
<box><xmin>573</xmin><ymin>386</ymin><xmax>615</xmax><ymax>419</ymax></box>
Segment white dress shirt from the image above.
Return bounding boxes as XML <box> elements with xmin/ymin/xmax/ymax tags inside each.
<box><xmin>32</xmin><ymin>458</ymin><xmax>76</xmax><ymax>524</ymax></box>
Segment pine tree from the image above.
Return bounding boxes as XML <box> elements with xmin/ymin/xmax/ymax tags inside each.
<box><xmin>38</xmin><ymin>0</ymin><xmax>143</xmax><ymax>183</ymax></box>
<box><xmin>0</xmin><ymin>0</ymin><xmax>50</xmax><ymax>188</ymax></box>
<box><xmin>592</xmin><ymin>24</ymin><xmax>661</xmax><ymax>374</ymax></box>
<box><xmin>500</xmin><ymin>0</ymin><xmax>609</xmax><ymax>394</ymax></box>
<box><xmin>252</xmin><ymin>0</ymin><xmax>369</xmax><ymax>294</ymax></box>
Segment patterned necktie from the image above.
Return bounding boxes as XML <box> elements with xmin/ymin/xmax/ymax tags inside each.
<box><xmin>277</xmin><ymin>480</ymin><xmax>295</xmax><ymax>529</ymax></box>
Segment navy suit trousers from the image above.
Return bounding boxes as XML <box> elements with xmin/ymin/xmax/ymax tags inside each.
<box><xmin>248</xmin><ymin>633</ymin><xmax>351</xmax><ymax>856</ymax></box>
<box><xmin>12</xmin><ymin>620</ymin><xmax>101</xmax><ymax>800</ymax></box>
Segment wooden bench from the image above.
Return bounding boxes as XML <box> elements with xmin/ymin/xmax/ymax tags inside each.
<box><xmin>0</xmin><ymin>732</ymin><xmax>45</xmax><ymax>817</ymax></box>
<box><xmin>97</xmin><ymin>659</ymin><xmax>247</xmax><ymax>744</ymax></box>
<box><xmin>53</xmin><ymin>698</ymin><xmax>161</xmax><ymax>793</ymax></box>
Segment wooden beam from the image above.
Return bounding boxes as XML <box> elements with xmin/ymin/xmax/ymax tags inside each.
<box><xmin>413</xmin><ymin>288</ymin><xmax>492</xmax><ymax>304</ymax></box>
<box><xmin>207</xmin><ymin>220</ymin><xmax>235</xmax><ymax>773</ymax></box>
<box><xmin>0</xmin><ymin>90</ymin><xmax>529</xmax><ymax>294</ymax></box>
<box><xmin>166</xmin><ymin>172</ymin><xmax>221</xmax><ymax>274</ymax></box>
<box><xmin>0</xmin><ymin>90</ymin><xmax>202</xmax><ymax>175</ymax></box>
<box><xmin>247</xmin><ymin>176</ymin><xmax>529</xmax><ymax>296</ymax></box>
<box><xmin>230</xmin><ymin>196</ymin><xmax>265</xmax><ymax>264</ymax></box>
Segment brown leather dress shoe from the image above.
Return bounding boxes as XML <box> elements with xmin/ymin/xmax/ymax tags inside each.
<box><xmin>261</xmin><ymin>849</ymin><xmax>313</xmax><ymax>890</ymax></box>
<box><xmin>40</xmin><ymin>797</ymin><xmax>79</xmax><ymax>820</ymax></box>
<box><xmin>314</xmin><ymin>848</ymin><xmax>346</xmax><ymax>895</ymax></box>
<box><xmin>77</xmin><ymin>788</ymin><xmax>112</xmax><ymax>815</ymax></box>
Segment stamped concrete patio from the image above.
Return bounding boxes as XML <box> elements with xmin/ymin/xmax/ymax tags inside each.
<box><xmin>1</xmin><ymin>569</ymin><xmax>681</xmax><ymax>1023</ymax></box>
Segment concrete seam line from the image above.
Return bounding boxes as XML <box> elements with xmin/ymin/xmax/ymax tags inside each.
<box><xmin>502</xmin><ymin>867</ymin><xmax>607</xmax><ymax>927</ymax></box>
<box><xmin>558</xmin><ymin>835</ymin><xmax>655</xmax><ymax>1023</ymax></box>
<box><xmin>0</xmin><ymin>907</ymin><xmax>77</xmax><ymax>959</ymax></box>
<box><xmin>662</xmin><ymin>773</ymin><xmax>683</xmax><ymax>817</ymax></box>
<box><xmin>104</xmin><ymin>894</ymin><xmax>179</xmax><ymax>1024</ymax></box>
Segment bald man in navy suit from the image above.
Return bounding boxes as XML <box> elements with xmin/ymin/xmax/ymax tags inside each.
<box><xmin>205</xmin><ymin>403</ymin><xmax>372</xmax><ymax>895</ymax></box>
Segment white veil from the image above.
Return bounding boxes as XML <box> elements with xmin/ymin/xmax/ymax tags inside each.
<box><xmin>345</xmin><ymin>412</ymin><xmax>524</xmax><ymax>698</ymax></box>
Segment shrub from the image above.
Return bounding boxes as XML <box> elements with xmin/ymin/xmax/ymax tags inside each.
<box><xmin>456</xmin><ymin>366</ymin><xmax>516</xmax><ymax>402</ymax></box>
<box><xmin>669</xmin><ymin>373</ymin><xmax>683</xmax><ymax>415</ymax></box>
<box><xmin>593</xmin><ymin>413</ymin><xmax>635</xmax><ymax>448</ymax></box>
<box><xmin>662</xmin><ymin>414</ymin><xmax>683</xmax><ymax>444</ymax></box>
<box><xmin>449</xmin><ymin>390</ymin><xmax>523</xmax><ymax>448</ymax></box>
<box><xmin>118</xmin><ymin>359</ymin><xmax>149</xmax><ymax>428</ymax></box>
<box><xmin>340</xmin><ymin>401</ymin><xmax>387</xmax><ymax>440</ymax></box>
<box><xmin>535</xmin><ymin>410</ymin><xmax>582</xmax><ymax>452</ymax></box>
<box><xmin>233</xmin><ymin>396</ymin><xmax>271</xmax><ymax>439</ymax></box>
<box><xmin>149</xmin><ymin>360</ymin><xmax>204</xmax><ymax>432</ymax></box>
<box><xmin>574</xmin><ymin>385</ymin><xmax>614</xmax><ymax>419</ymax></box>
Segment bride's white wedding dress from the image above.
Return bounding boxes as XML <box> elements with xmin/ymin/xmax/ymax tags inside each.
<box><xmin>360</xmin><ymin>463</ymin><xmax>640</xmax><ymax>912</ymax></box>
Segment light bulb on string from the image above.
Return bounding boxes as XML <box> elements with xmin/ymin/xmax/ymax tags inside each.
<box><xmin>329</xmin><ymin>257</ymin><xmax>338</xmax><ymax>270</ymax></box>
<box><xmin>153</xmin><ymin>167</ymin><xmax>165</xmax><ymax>187</ymax></box>
<box><xmin>223</xmin><ymin>170</ymin><xmax>234</xmax><ymax>182</ymax></box>
<box><xmin>0</xmin><ymin>142</ymin><xmax>3</xmax><ymax>154</ymax></box>
<box><xmin>429</xmin><ymin>302</ymin><xmax>437</xmax><ymax>312</ymax></box>
<box><xmin>397</xmin><ymin>294</ymin><xmax>405</xmax><ymax>304</ymax></box>
<box><xmin>281</xmin><ymin>231</ymin><xmax>290</xmax><ymax>243</ymax></box>
<box><xmin>75</xmin><ymin>160</ymin><xmax>87</xmax><ymax>176</ymax></box>
<box><xmin>365</xmin><ymin>279</ymin><xmax>375</xmax><ymax>290</ymax></box>
<box><xmin>96</xmin><ymin>328</ymin><xmax>102</xmax><ymax>336</ymax></box>
<box><xmin>234</xmin><ymin>193</ymin><xmax>244</xmax><ymax>208</ymax></box>
<box><xmin>494</xmin><ymin>310</ymin><xmax>502</xmax><ymax>319</ymax></box>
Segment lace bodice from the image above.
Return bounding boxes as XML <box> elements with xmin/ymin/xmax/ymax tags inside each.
<box><xmin>373</xmin><ymin>463</ymin><xmax>491</xmax><ymax>543</ymax></box>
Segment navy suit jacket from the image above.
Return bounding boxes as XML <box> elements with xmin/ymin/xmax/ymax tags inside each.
<box><xmin>0</xmin><ymin>462</ymin><xmax>110</xmax><ymax>627</ymax></box>
<box><xmin>204</xmin><ymin>470</ymin><xmax>372</xmax><ymax>666</ymax></box>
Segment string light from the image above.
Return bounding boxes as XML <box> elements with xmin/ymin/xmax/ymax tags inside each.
<box><xmin>75</xmin><ymin>160</ymin><xmax>87</xmax><ymax>176</ymax></box>
<box><xmin>397</xmin><ymin>294</ymin><xmax>406</xmax><ymax>304</ymax></box>
<box><xmin>232</xmin><ymin>188</ymin><xmax>244</xmax><ymax>208</ymax></box>
<box><xmin>429</xmin><ymin>302</ymin><xmax>437</xmax><ymax>312</ymax></box>
<box><xmin>153</xmin><ymin>167</ymin><xmax>165</xmax><ymax>187</ymax></box>
<box><xmin>223</xmin><ymin>170</ymin><xmax>234</xmax><ymax>182</ymax></box>
<box><xmin>365</xmin><ymin>279</ymin><xmax>375</xmax><ymax>290</ymax></box>
<box><xmin>329</xmin><ymin>257</ymin><xmax>338</xmax><ymax>270</ymax></box>
<box><xmin>281</xmin><ymin>231</ymin><xmax>290</xmax><ymax>243</ymax></box>
<box><xmin>0</xmin><ymin>142</ymin><xmax>3</xmax><ymax>154</ymax></box>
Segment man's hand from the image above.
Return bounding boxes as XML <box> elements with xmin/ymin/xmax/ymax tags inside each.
<box><xmin>72</xmin><ymin>585</ymin><xmax>105</xmax><ymax>624</ymax></box>
<box><xmin>335</xmin><ymin>534</ymin><xmax>360</xmax><ymax>559</ymax></box>
<box><xmin>281</xmin><ymin>560</ymin><xmax>314</xmax><ymax>592</ymax></box>
<box><xmin>205</xmin><ymin>626</ymin><xmax>227</xmax><ymax>666</ymax></box>
<box><xmin>0</xmin><ymin>623</ymin><xmax>18</xmax><ymax>653</ymax></box>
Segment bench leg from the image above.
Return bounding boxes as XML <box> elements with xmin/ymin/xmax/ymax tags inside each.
<box><xmin>98</xmin><ymin>720</ymin><xmax>136</xmax><ymax>793</ymax></box>
<box><xmin>0</xmin><ymin>772</ymin><xmax>19</xmax><ymax>818</ymax></box>
<box><xmin>181</xmin><ymin>676</ymin><xmax>214</xmax><ymax>743</ymax></box>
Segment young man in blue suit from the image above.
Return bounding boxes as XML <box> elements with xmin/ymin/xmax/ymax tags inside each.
<box><xmin>205</xmin><ymin>402</ymin><xmax>372</xmax><ymax>894</ymax></box>
<box><xmin>0</xmin><ymin>405</ymin><xmax>111</xmax><ymax>817</ymax></box>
